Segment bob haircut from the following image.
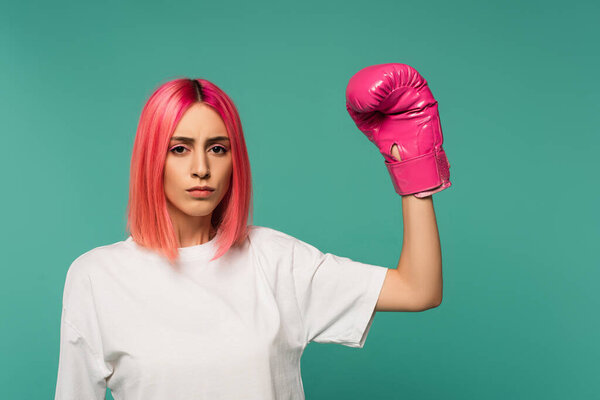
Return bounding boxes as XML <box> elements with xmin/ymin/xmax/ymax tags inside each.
<box><xmin>126</xmin><ymin>77</ymin><xmax>253</xmax><ymax>264</ymax></box>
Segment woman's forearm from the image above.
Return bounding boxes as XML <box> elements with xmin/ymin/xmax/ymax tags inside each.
<box><xmin>397</xmin><ymin>195</ymin><xmax>443</xmax><ymax>307</ymax></box>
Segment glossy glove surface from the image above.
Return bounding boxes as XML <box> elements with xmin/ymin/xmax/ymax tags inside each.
<box><xmin>345</xmin><ymin>63</ymin><xmax>451</xmax><ymax>197</ymax></box>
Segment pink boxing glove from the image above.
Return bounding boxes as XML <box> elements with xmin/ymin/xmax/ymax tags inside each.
<box><xmin>345</xmin><ymin>63</ymin><xmax>451</xmax><ymax>198</ymax></box>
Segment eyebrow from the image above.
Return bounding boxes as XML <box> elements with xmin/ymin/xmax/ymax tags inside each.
<box><xmin>170</xmin><ymin>135</ymin><xmax>230</xmax><ymax>144</ymax></box>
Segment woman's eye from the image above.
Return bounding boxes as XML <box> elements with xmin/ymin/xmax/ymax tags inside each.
<box><xmin>210</xmin><ymin>145</ymin><xmax>229</xmax><ymax>155</ymax></box>
<box><xmin>169</xmin><ymin>145</ymin><xmax>188</xmax><ymax>155</ymax></box>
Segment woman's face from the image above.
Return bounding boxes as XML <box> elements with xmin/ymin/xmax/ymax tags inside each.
<box><xmin>163</xmin><ymin>102</ymin><xmax>233</xmax><ymax>221</ymax></box>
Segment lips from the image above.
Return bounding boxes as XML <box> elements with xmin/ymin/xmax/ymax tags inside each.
<box><xmin>187</xmin><ymin>186</ymin><xmax>214</xmax><ymax>191</ymax></box>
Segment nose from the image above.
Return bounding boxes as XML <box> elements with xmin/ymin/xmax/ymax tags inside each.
<box><xmin>191</xmin><ymin>151</ymin><xmax>210</xmax><ymax>178</ymax></box>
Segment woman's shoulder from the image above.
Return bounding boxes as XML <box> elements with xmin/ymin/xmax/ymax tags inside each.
<box><xmin>245</xmin><ymin>225</ymin><xmax>325</xmax><ymax>269</ymax></box>
<box><xmin>66</xmin><ymin>237</ymin><xmax>132</xmax><ymax>276</ymax></box>
<box><xmin>248</xmin><ymin>224</ymin><xmax>300</xmax><ymax>245</ymax></box>
<box><xmin>246</xmin><ymin>225</ymin><xmax>304</xmax><ymax>259</ymax></box>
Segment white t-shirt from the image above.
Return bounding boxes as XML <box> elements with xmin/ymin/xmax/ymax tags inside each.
<box><xmin>54</xmin><ymin>225</ymin><xmax>388</xmax><ymax>400</ymax></box>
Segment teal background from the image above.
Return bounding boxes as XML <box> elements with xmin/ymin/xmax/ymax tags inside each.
<box><xmin>1</xmin><ymin>0</ymin><xmax>598</xmax><ymax>398</ymax></box>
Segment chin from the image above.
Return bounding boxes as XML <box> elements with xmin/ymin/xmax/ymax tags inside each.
<box><xmin>184</xmin><ymin>207</ymin><xmax>215</xmax><ymax>217</ymax></box>
<box><xmin>167</xmin><ymin>199</ymin><xmax>215</xmax><ymax>218</ymax></box>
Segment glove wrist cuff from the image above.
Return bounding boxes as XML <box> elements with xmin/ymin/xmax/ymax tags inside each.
<box><xmin>385</xmin><ymin>147</ymin><xmax>451</xmax><ymax>197</ymax></box>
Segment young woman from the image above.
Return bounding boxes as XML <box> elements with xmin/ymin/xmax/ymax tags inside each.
<box><xmin>55</xmin><ymin>64</ymin><xmax>449</xmax><ymax>399</ymax></box>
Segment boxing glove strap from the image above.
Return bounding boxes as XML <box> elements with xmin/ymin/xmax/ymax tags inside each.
<box><xmin>385</xmin><ymin>147</ymin><xmax>451</xmax><ymax>196</ymax></box>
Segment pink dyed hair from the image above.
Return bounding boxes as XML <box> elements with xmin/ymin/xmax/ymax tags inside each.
<box><xmin>126</xmin><ymin>77</ymin><xmax>254</xmax><ymax>264</ymax></box>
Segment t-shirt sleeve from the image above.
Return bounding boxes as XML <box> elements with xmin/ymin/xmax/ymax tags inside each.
<box><xmin>290</xmin><ymin>235</ymin><xmax>388</xmax><ymax>348</ymax></box>
<box><xmin>55</xmin><ymin>257</ymin><xmax>112</xmax><ymax>400</ymax></box>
